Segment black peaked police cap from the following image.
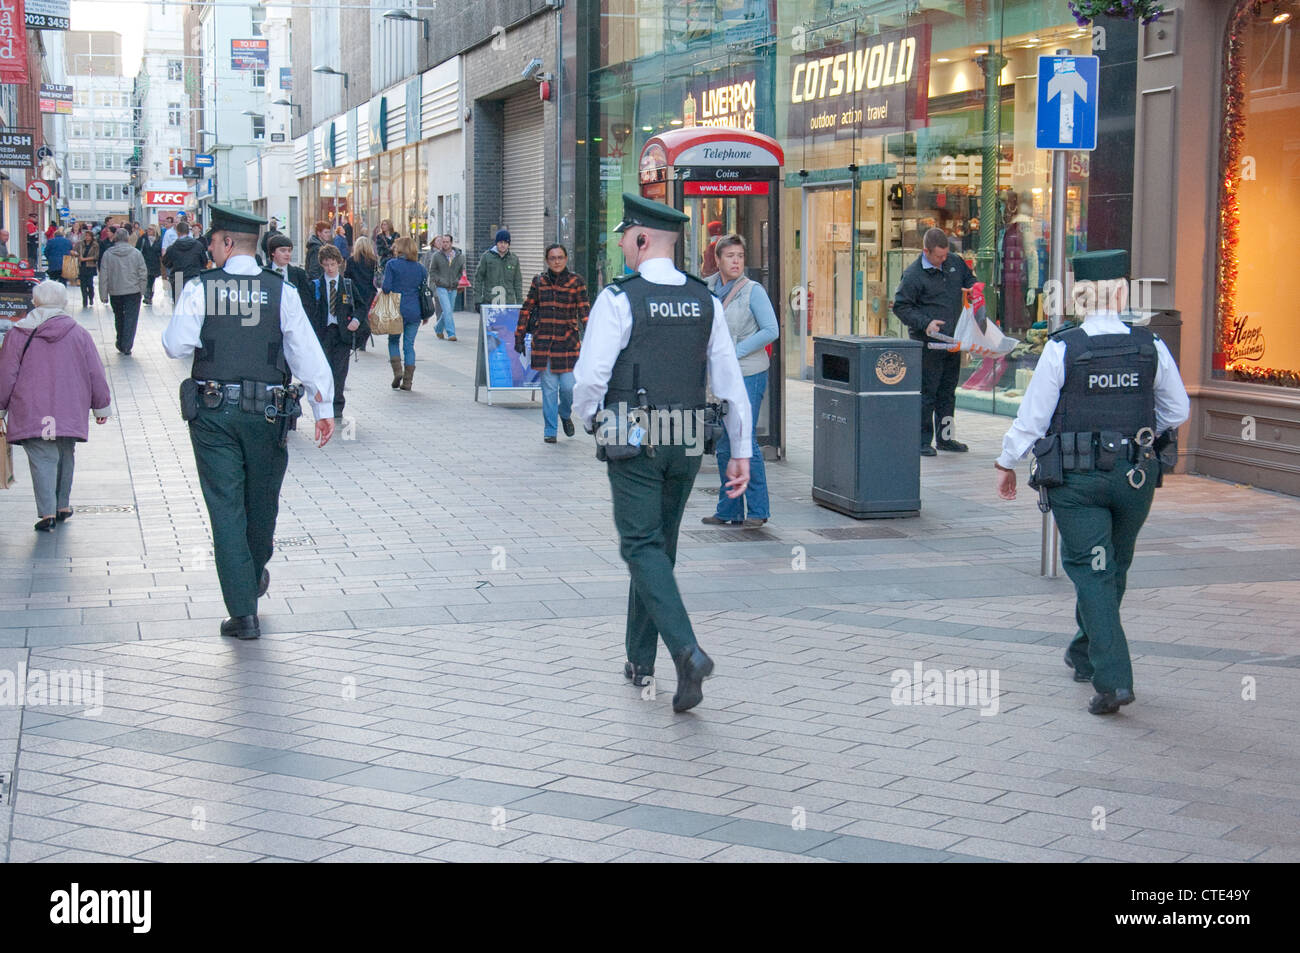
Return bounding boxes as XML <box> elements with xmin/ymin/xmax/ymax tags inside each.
<box><xmin>614</xmin><ymin>192</ymin><xmax>690</xmax><ymax>234</ymax></box>
<box><xmin>205</xmin><ymin>204</ymin><xmax>266</xmax><ymax>240</ymax></box>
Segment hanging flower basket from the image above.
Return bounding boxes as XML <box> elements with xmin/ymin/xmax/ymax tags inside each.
<box><xmin>1067</xmin><ymin>1</ymin><xmax>1167</xmax><ymax>25</ymax></box>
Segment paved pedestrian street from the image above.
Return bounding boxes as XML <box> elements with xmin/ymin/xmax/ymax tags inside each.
<box><xmin>2</xmin><ymin>297</ymin><xmax>1298</xmax><ymax>864</ymax></box>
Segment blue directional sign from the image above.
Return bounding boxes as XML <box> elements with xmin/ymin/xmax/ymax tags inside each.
<box><xmin>194</xmin><ymin>153</ymin><xmax>215</xmax><ymax>168</ymax></box>
<box><xmin>58</xmin><ymin>206</ymin><xmax>69</xmax><ymax>216</ymax></box>
<box><xmin>1036</xmin><ymin>55</ymin><xmax>1099</xmax><ymax>151</ymax></box>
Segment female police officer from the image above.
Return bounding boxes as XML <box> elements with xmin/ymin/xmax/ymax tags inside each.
<box><xmin>994</xmin><ymin>283</ymin><xmax>1189</xmax><ymax>715</ymax></box>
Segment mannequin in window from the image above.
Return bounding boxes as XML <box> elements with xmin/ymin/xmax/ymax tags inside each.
<box><xmin>998</xmin><ymin>190</ymin><xmax>1039</xmax><ymax>333</ymax></box>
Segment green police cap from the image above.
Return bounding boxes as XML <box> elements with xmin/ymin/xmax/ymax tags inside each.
<box><xmin>614</xmin><ymin>192</ymin><xmax>690</xmax><ymax>234</ymax></box>
<box><xmin>205</xmin><ymin>204</ymin><xmax>266</xmax><ymax>239</ymax></box>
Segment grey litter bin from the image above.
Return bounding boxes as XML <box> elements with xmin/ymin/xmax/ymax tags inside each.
<box><xmin>811</xmin><ymin>336</ymin><xmax>921</xmax><ymax>519</ymax></box>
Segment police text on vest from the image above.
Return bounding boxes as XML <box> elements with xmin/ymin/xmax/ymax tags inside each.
<box><xmin>648</xmin><ymin>300</ymin><xmax>702</xmax><ymax>319</ymax></box>
<box><xmin>1088</xmin><ymin>372</ymin><xmax>1139</xmax><ymax>389</ymax></box>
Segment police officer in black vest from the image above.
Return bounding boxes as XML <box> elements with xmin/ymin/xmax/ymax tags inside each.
<box><xmin>573</xmin><ymin>193</ymin><xmax>754</xmax><ymax>713</ymax></box>
<box><xmin>995</xmin><ymin>283</ymin><xmax>1189</xmax><ymax>714</ymax></box>
<box><xmin>162</xmin><ymin>205</ymin><xmax>336</xmax><ymax>641</ymax></box>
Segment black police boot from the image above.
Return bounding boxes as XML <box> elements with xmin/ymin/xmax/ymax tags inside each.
<box><xmin>258</xmin><ymin>569</ymin><xmax>270</xmax><ymax>598</ymax></box>
<box><xmin>671</xmin><ymin>647</ymin><xmax>714</xmax><ymax>713</ymax></box>
<box><xmin>220</xmin><ymin>615</ymin><xmax>261</xmax><ymax>640</ymax></box>
<box><xmin>1088</xmin><ymin>688</ymin><xmax>1135</xmax><ymax>715</ymax></box>
<box><xmin>919</xmin><ymin>444</ymin><xmax>937</xmax><ymax>457</ymax></box>
<box><xmin>936</xmin><ymin>439</ymin><xmax>969</xmax><ymax>452</ymax></box>
<box><xmin>623</xmin><ymin>661</ymin><xmax>653</xmax><ymax>688</ymax></box>
<box><xmin>1063</xmin><ymin>651</ymin><xmax>1092</xmax><ymax>683</ymax></box>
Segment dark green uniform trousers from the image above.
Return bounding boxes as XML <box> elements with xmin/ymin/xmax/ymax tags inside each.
<box><xmin>189</xmin><ymin>404</ymin><xmax>289</xmax><ymax>618</ymax></box>
<box><xmin>1048</xmin><ymin>460</ymin><xmax>1157</xmax><ymax>694</ymax></box>
<box><xmin>607</xmin><ymin>444</ymin><xmax>703</xmax><ymax>672</ymax></box>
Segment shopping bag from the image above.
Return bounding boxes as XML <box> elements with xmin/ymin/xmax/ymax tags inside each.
<box><xmin>368</xmin><ymin>291</ymin><xmax>404</xmax><ymax>336</ymax></box>
<box><xmin>62</xmin><ymin>253</ymin><xmax>79</xmax><ymax>281</ymax></box>
<box><xmin>0</xmin><ymin>419</ymin><xmax>15</xmax><ymax>489</ymax></box>
<box><xmin>933</xmin><ymin>284</ymin><xmax>1018</xmax><ymax>357</ymax></box>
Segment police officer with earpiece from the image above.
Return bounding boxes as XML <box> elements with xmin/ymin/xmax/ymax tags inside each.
<box><xmin>994</xmin><ymin>284</ymin><xmax>1189</xmax><ymax>715</ymax></box>
<box><xmin>162</xmin><ymin>205</ymin><xmax>336</xmax><ymax>641</ymax></box>
<box><xmin>573</xmin><ymin>193</ymin><xmax>753</xmax><ymax>714</ymax></box>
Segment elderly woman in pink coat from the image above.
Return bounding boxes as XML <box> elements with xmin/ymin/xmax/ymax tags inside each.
<box><xmin>0</xmin><ymin>280</ymin><xmax>112</xmax><ymax>531</ymax></box>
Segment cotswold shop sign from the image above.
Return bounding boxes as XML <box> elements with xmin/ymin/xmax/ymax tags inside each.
<box><xmin>786</xmin><ymin>24</ymin><xmax>931</xmax><ymax>140</ymax></box>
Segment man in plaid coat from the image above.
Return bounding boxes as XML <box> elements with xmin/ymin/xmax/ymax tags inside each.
<box><xmin>515</xmin><ymin>244</ymin><xmax>591</xmax><ymax>442</ymax></box>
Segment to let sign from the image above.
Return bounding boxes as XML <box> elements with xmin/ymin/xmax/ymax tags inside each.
<box><xmin>231</xmin><ymin>38</ymin><xmax>269</xmax><ymax>71</ymax></box>
<box><xmin>0</xmin><ymin>132</ymin><xmax>35</xmax><ymax>169</ymax></box>
<box><xmin>25</xmin><ymin>0</ymin><xmax>69</xmax><ymax>31</ymax></box>
<box><xmin>39</xmin><ymin>82</ymin><xmax>73</xmax><ymax>114</ymax></box>
<box><xmin>145</xmin><ymin>191</ymin><xmax>189</xmax><ymax>207</ymax></box>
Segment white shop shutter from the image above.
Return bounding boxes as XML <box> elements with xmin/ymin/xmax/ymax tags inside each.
<box><xmin>502</xmin><ymin>91</ymin><xmax>546</xmax><ymax>284</ymax></box>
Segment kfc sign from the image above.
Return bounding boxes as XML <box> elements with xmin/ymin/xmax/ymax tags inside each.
<box><xmin>146</xmin><ymin>191</ymin><xmax>189</xmax><ymax>207</ymax></box>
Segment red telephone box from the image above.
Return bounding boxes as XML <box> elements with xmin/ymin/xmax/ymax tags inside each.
<box><xmin>638</xmin><ymin>128</ymin><xmax>785</xmax><ymax>460</ymax></box>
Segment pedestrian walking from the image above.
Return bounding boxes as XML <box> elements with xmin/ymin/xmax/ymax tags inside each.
<box><xmin>345</xmin><ymin>235</ymin><xmax>380</xmax><ymax>325</ymax></box>
<box><xmin>374</xmin><ymin>219</ymin><xmax>398</xmax><ymax>266</ymax></box>
<box><xmin>309</xmin><ymin>245</ymin><xmax>361</xmax><ymax>420</ymax></box>
<box><xmin>701</xmin><ymin>233</ymin><xmax>778</xmax><ymax>527</ymax></box>
<box><xmin>259</xmin><ymin>217</ymin><xmax>280</xmax><ymax>262</ymax></box>
<box><xmin>474</xmin><ymin>229</ymin><xmax>522</xmax><ymax>307</ymax></box>
<box><xmin>26</xmin><ymin>214</ymin><xmax>40</xmax><ymax>263</ymax></box>
<box><xmin>305</xmin><ymin>221</ymin><xmax>331</xmax><ymax>280</ymax></box>
<box><xmin>266</xmin><ymin>234</ymin><xmax>315</xmax><ymax>315</ymax></box>
<box><xmin>516</xmin><ymin>244</ymin><xmax>589</xmax><ymax>443</ymax></box>
<box><xmin>75</xmin><ymin>230</ymin><xmax>100</xmax><ymax>309</ymax></box>
<box><xmin>332</xmin><ymin>226</ymin><xmax>350</xmax><ymax>258</ymax></box>
<box><xmin>0</xmin><ymin>229</ymin><xmax>10</xmax><ymax>258</ymax></box>
<box><xmin>161</xmin><ymin>206</ymin><xmax>335</xmax><ymax>641</ymax></box>
<box><xmin>0</xmin><ymin>280</ymin><xmax>112</xmax><ymax>532</ymax></box>
<box><xmin>995</xmin><ymin>285</ymin><xmax>1189</xmax><ymax>715</ymax></box>
<box><xmin>162</xmin><ymin>221</ymin><xmax>208</xmax><ymax>297</ymax></box>
<box><xmin>429</xmin><ymin>234</ymin><xmax>465</xmax><ymax>341</ymax></box>
<box><xmin>892</xmin><ymin>227</ymin><xmax>977</xmax><ymax>456</ymax></box>
<box><xmin>43</xmin><ymin>229</ymin><xmax>72</xmax><ymax>286</ymax></box>
<box><xmin>98</xmin><ymin>230</ymin><xmax>148</xmax><ymax>355</ymax></box>
<box><xmin>160</xmin><ymin>213</ymin><xmax>179</xmax><ymax>255</ymax></box>
<box><xmin>572</xmin><ymin>193</ymin><xmax>753</xmax><ymax>713</ymax></box>
<box><xmin>139</xmin><ymin>225</ymin><xmax>164</xmax><ymax>305</ymax></box>
<box><xmin>380</xmin><ymin>236</ymin><xmax>429</xmax><ymax>391</ymax></box>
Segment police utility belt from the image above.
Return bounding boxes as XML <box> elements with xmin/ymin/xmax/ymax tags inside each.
<box><xmin>594</xmin><ymin>398</ymin><xmax>727</xmax><ymax>461</ymax></box>
<box><xmin>1028</xmin><ymin>428</ymin><xmax>1178</xmax><ymax>505</ymax></box>
<box><xmin>179</xmin><ymin>378</ymin><xmax>304</xmax><ymax>428</ymax></box>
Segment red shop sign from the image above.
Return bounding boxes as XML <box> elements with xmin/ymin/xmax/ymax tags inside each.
<box><xmin>0</xmin><ymin>0</ymin><xmax>29</xmax><ymax>86</ymax></box>
<box><xmin>683</xmin><ymin>181</ymin><xmax>770</xmax><ymax>196</ymax></box>
<box><xmin>145</xmin><ymin>191</ymin><xmax>190</xmax><ymax>206</ymax></box>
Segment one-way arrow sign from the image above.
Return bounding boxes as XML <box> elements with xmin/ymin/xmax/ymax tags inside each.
<box><xmin>1036</xmin><ymin>55</ymin><xmax>1099</xmax><ymax>151</ymax></box>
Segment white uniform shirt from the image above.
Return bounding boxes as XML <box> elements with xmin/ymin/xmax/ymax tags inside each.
<box><xmin>161</xmin><ymin>227</ymin><xmax>178</xmax><ymax>255</ymax></box>
<box><xmin>997</xmin><ymin>311</ymin><xmax>1190</xmax><ymax>470</ymax></box>
<box><xmin>573</xmin><ymin>257</ymin><xmax>753</xmax><ymax>457</ymax></box>
<box><xmin>161</xmin><ymin>254</ymin><xmax>335</xmax><ymax>420</ymax></box>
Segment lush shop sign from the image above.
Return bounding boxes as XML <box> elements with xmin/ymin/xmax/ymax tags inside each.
<box><xmin>786</xmin><ymin>24</ymin><xmax>930</xmax><ymax>140</ymax></box>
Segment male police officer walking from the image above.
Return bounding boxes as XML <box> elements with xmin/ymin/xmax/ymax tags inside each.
<box><xmin>573</xmin><ymin>193</ymin><xmax>753</xmax><ymax>714</ymax></box>
<box><xmin>995</xmin><ymin>286</ymin><xmax>1188</xmax><ymax>714</ymax></box>
<box><xmin>162</xmin><ymin>206</ymin><xmax>336</xmax><ymax>641</ymax></box>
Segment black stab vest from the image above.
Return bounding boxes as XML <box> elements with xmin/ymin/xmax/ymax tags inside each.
<box><xmin>1049</xmin><ymin>325</ymin><xmax>1158</xmax><ymax>435</ymax></box>
<box><xmin>604</xmin><ymin>273</ymin><xmax>715</xmax><ymax>410</ymax></box>
<box><xmin>190</xmin><ymin>269</ymin><xmax>288</xmax><ymax>383</ymax></box>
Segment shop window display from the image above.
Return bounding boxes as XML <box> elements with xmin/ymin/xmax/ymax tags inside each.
<box><xmin>1216</xmin><ymin>0</ymin><xmax>1300</xmax><ymax>388</ymax></box>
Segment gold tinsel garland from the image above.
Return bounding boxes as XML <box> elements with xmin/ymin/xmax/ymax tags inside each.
<box><xmin>1218</xmin><ymin>0</ymin><xmax>1298</xmax><ymax>387</ymax></box>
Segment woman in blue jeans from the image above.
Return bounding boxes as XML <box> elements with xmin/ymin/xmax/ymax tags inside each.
<box><xmin>703</xmin><ymin>234</ymin><xmax>779</xmax><ymax>527</ymax></box>
<box><xmin>381</xmin><ymin>235</ymin><xmax>429</xmax><ymax>391</ymax></box>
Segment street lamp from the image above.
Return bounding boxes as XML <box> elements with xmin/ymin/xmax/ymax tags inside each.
<box><xmin>272</xmin><ymin>98</ymin><xmax>302</xmax><ymax>117</ymax></box>
<box><xmin>383</xmin><ymin>8</ymin><xmax>429</xmax><ymax>41</ymax></box>
<box><xmin>313</xmin><ymin>65</ymin><xmax>350</xmax><ymax>90</ymax></box>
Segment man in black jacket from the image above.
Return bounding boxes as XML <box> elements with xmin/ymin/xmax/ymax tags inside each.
<box><xmin>138</xmin><ymin>225</ymin><xmax>164</xmax><ymax>305</ymax></box>
<box><xmin>892</xmin><ymin>227</ymin><xmax>977</xmax><ymax>456</ymax></box>
<box><xmin>304</xmin><ymin>221</ymin><xmax>330</xmax><ymax>280</ymax></box>
<box><xmin>161</xmin><ymin>221</ymin><xmax>210</xmax><ymax>299</ymax></box>
<box><xmin>308</xmin><ymin>245</ymin><xmax>360</xmax><ymax>420</ymax></box>
<box><xmin>266</xmin><ymin>234</ymin><xmax>315</xmax><ymax>317</ymax></box>
<box><xmin>259</xmin><ymin>217</ymin><xmax>280</xmax><ymax>262</ymax></box>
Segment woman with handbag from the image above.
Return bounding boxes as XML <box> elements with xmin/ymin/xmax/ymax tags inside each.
<box><xmin>76</xmin><ymin>230</ymin><xmax>100</xmax><ymax>309</ymax></box>
<box><xmin>380</xmin><ymin>236</ymin><xmax>430</xmax><ymax>391</ymax></box>
<box><xmin>701</xmin><ymin>234</ymin><xmax>778</xmax><ymax>528</ymax></box>
<box><xmin>0</xmin><ymin>280</ymin><xmax>112</xmax><ymax>532</ymax></box>
<box><xmin>345</xmin><ymin>236</ymin><xmax>380</xmax><ymax>350</ymax></box>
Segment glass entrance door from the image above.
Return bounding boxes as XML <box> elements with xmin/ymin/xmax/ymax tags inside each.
<box><xmin>799</xmin><ymin>185</ymin><xmax>853</xmax><ymax>378</ymax></box>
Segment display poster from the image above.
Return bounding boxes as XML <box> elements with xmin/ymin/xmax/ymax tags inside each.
<box><xmin>475</xmin><ymin>305</ymin><xmax>541</xmax><ymax>403</ymax></box>
<box><xmin>279</xmin><ymin>67</ymin><xmax>292</xmax><ymax>90</ymax></box>
<box><xmin>785</xmin><ymin>23</ymin><xmax>931</xmax><ymax>141</ymax></box>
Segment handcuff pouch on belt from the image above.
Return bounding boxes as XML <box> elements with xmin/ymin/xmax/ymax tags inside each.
<box><xmin>594</xmin><ymin>402</ymin><xmax>650</xmax><ymax>462</ymax></box>
<box><xmin>179</xmin><ymin>378</ymin><xmax>200</xmax><ymax>422</ymax></box>
<box><xmin>702</xmin><ymin>400</ymin><xmax>727</xmax><ymax>456</ymax></box>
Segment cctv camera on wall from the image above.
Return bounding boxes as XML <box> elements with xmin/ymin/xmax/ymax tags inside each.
<box><xmin>522</xmin><ymin>58</ymin><xmax>544</xmax><ymax>81</ymax></box>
